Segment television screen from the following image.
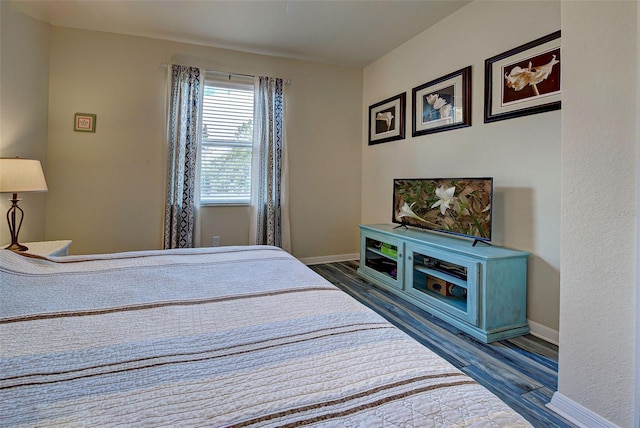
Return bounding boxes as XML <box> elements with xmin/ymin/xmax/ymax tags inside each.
<box><xmin>392</xmin><ymin>177</ymin><xmax>493</xmax><ymax>242</ymax></box>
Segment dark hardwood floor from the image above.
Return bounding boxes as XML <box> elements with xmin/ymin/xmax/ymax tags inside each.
<box><xmin>309</xmin><ymin>260</ymin><xmax>576</xmax><ymax>428</ymax></box>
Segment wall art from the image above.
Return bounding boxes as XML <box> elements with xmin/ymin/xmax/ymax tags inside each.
<box><xmin>484</xmin><ymin>31</ymin><xmax>561</xmax><ymax>123</ymax></box>
<box><xmin>368</xmin><ymin>93</ymin><xmax>405</xmax><ymax>145</ymax></box>
<box><xmin>412</xmin><ymin>66</ymin><xmax>471</xmax><ymax>136</ymax></box>
<box><xmin>74</xmin><ymin>113</ymin><xmax>97</xmax><ymax>133</ymax></box>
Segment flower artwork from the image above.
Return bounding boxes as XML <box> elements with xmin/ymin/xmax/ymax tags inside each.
<box><xmin>502</xmin><ymin>48</ymin><xmax>560</xmax><ymax>105</ymax></box>
<box><xmin>422</xmin><ymin>86</ymin><xmax>454</xmax><ymax>125</ymax></box>
<box><xmin>504</xmin><ymin>55</ymin><xmax>559</xmax><ymax>95</ymax></box>
<box><xmin>369</xmin><ymin>93</ymin><xmax>405</xmax><ymax>145</ymax></box>
<box><xmin>393</xmin><ymin>178</ymin><xmax>492</xmax><ymax>240</ymax></box>
<box><xmin>375</xmin><ymin>111</ymin><xmax>395</xmax><ymax>132</ymax></box>
<box><xmin>412</xmin><ymin>66</ymin><xmax>471</xmax><ymax>136</ymax></box>
<box><xmin>484</xmin><ymin>31</ymin><xmax>561</xmax><ymax>123</ymax></box>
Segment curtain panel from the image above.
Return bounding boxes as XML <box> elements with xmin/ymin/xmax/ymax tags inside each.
<box><xmin>163</xmin><ymin>64</ymin><xmax>202</xmax><ymax>249</ymax></box>
<box><xmin>250</xmin><ymin>76</ymin><xmax>291</xmax><ymax>252</ymax></box>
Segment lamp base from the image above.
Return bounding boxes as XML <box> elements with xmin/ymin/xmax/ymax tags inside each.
<box><xmin>5</xmin><ymin>242</ymin><xmax>28</xmax><ymax>252</ymax></box>
<box><xmin>5</xmin><ymin>194</ymin><xmax>28</xmax><ymax>252</ymax></box>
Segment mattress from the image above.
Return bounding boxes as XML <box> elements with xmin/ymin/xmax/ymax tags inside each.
<box><xmin>0</xmin><ymin>245</ymin><xmax>531</xmax><ymax>427</ymax></box>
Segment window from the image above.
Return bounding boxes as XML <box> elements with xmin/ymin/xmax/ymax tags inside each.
<box><xmin>200</xmin><ymin>75</ymin><xmax>254</xmax><ymax>205</ymax></box>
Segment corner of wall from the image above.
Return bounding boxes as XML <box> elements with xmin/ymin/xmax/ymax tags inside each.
<box><xmin>635</xmin><ymin>4</ymin><xmax>640</xmax><ymax>428</ymax></box>
<box><xmin>0</xmin><ymin>3</ymin><xmax>51</xmax><ymax>244</ymax></box>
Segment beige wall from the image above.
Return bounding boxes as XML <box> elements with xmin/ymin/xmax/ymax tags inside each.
<box><xmin>0</xmin><ymin>2</ymin><xmax>50</xmax><ymax>246</ymax></box>
<box><xmin>362</xmin><ymin>1</ymin><xmax>561</xmax><ymax>337</ymax></box>
<box><xmin>45</xmin><ymin>28</ymin><xmax>362</xmax><ymax>257</ymax></box>
<box><xmin>555</xmin><ymin>1</ymin><xmax>638</xmax><ymax>426</ymax></box>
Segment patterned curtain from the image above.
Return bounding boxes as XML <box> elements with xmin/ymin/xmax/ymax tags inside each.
<box><xmin>163</xmin><ymin>64</ymin><xmax>202</xmax><ymax>249</ymax></box>
<box><xmin>250</xmin><ymin>76</ymin><xmax>291</xmax><ymax>252</ymax></box>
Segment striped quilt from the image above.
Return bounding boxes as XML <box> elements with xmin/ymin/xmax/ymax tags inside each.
<box><xmin>0</xmin><ymin>246</ymin><xmax>531</xmax><ymax>427</ymax></box>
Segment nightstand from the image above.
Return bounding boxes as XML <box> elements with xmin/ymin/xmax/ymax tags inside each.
<box><xmin>8</xmin><ymin>240</ymin><xmax>73</xmax><ymax>257</ymax></box>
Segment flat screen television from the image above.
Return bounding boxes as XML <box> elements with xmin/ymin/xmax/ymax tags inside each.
<box><xmin>392</xmin><ymin>177</ymin><xmax>493</xmax><ymax>244</ymax></box>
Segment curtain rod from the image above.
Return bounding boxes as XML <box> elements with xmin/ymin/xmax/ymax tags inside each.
<box><xmin>161</xmin><ymin>63</ymin><xmax>291</xmax><ymax>85</ymax></box>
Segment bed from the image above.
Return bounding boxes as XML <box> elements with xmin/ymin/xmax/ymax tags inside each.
<box><xmin>1</xmin><ymin>245</ymin><xmax>531</xmax><ymax>427</ymax></box>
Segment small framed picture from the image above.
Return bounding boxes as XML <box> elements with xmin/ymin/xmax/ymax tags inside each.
<box><xmin>74</xmin><ymin>113</ymin><xmax>97</xmax><ymax>132</ymax></box>
<box><xmin>484</xmin><ymin>31</ymin><xmax>561</xmax><ymax>123</ymax></box>
<box><xmin>368</xmin><ymin>93</ymin><xmax>406</xmax><ymax>145</ymax></box>
<box><xmin>412</xmin><ymin>66</ymin><xmax>471</xmax><ymax>137</ymax></box>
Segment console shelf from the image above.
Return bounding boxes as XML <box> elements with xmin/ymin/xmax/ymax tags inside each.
<box><xmin>358</xmin><ymin>224</ymin><xmax>530</xmax><ymax>343</ymax></box>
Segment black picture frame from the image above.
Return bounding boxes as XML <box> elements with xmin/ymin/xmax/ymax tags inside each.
<box><xmin>484</xmin><ymin>31</ymin><xmax>561</xmax><ymax>123</ymax></box>
<box><xmin>412</xmin><ymin>66</ymin><xmax>471</xmax><ymax>137</ymax></box>
<box><xmin>368</xmin><ymin>93</ymin><xmax>406</xmax><ymax>145</ymax></box>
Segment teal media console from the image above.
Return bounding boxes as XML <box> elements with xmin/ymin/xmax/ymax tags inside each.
<box><xmin>358</xmin><ymin>224</ymin><xmax>530</xmax><ymax>343</ymax></box>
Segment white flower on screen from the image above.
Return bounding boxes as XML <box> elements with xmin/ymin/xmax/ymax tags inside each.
<box><xmin>397</xmin><ymin>202</ymin><xmax>426</xmax><ymax>222</ymax></box>
<box><xmin>431</xmin><ymin>186</ymin><xmax>456</xmax><ymax>215</ymax></box>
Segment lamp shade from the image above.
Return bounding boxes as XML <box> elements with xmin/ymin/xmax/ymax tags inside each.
<box><xmin>0</xmin><ymin>158</ymin><xmax>48</xmax><ymax>193</ymax></box>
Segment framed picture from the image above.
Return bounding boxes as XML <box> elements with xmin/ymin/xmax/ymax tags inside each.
<box><xmin>368</xmin><ymin>93</ymin><xmax>406</xmax><ymax>145</ymax></box>
<box><xmin>412</xmin><ymin>66</ymin><xmax>471</xmax><ymax>137</ymax></box>
<box><xmin>484</xmin><ymin>31</ymin><xmax>561</xmax><ymax>123</ymax></box>
<box><xmin>74</xmin><ymin>113</ymin><xmax>97</xmax><ymax>132</ymax></box>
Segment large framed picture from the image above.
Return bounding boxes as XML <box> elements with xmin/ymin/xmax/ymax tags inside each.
<box><xmin>484</xmin><ymin>31</ymin><xmax>561</xmax><ymax>123</ymax></box>
<box><xmin>368</xmin><ymin>93</ymin><xmax>406</xmax><ymax>145</ymax></box>
<box><xmin>412</xmin><ymin>66</ymin><xmax>471</xmax><ymax>137</ymax></box>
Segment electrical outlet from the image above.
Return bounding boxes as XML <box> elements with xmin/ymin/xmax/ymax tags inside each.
<box><xmin>212</xmin><ymin>236</ymin><xmax>220</xmax><ymax>247</ymax></box>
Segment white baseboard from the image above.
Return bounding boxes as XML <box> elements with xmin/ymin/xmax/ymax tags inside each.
<box><xmin>527</xmin><ymin>319</ymin><xmax>559</xmax><ymax>345</ymax></box>
<box><xmin>299</xmin><ymin>253</ymin><xmax>359</xmax><ymax>266</ymax></box>
<box><xmin>547</xmin><ymin>392</ymin><xmax>619</xmax><ymax>428</ymax></box>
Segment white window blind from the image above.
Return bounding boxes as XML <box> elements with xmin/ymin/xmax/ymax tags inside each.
<box><xmin>200</xmin><ymin>75</ymin><xmax>254</xmax><ymax>205</ymax></box>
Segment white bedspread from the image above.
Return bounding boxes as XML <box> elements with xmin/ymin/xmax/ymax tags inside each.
<box><xmin>0</xmin><ymin>246</ymin><xmax>531</xmax><ymax>427</ymax></box>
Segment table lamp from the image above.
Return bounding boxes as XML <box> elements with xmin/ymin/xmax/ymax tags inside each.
<box><xmin>0</xmin><ymin>158</ymin><xmax>48</xmax><ymax>251</ymax></box>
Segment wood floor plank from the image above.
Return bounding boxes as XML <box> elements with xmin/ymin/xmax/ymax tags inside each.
<box><xmin>454</xmin><ymin>333</ymin><xmax>560</xmax><ymax>391</ymax></box>
<box><xmin>506</xmin><ymin>335</ymin><xmax>560</xmax><ymax>367</ymax></box>
<box><xmin>309</xmin><ymin>260</ymin><xmax>576</xmax><ymax>428</ymax></box>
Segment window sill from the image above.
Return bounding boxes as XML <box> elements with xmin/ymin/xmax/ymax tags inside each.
<box><xmin>201</xmin><ymin>202</ymin><xmax>251</xmax><ymax>208</ymax></box>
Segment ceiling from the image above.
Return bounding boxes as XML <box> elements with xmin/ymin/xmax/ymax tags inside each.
<box><xmin>11</xmin><ymin>0</ymin><xmax>471</xmax><ymax>67</ymax></box>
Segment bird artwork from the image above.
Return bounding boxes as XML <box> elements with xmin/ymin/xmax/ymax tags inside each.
<box><xmin>376</xmin><ymin>111</ymin><xmax>394</xmax><ymax>132</ymax></box>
